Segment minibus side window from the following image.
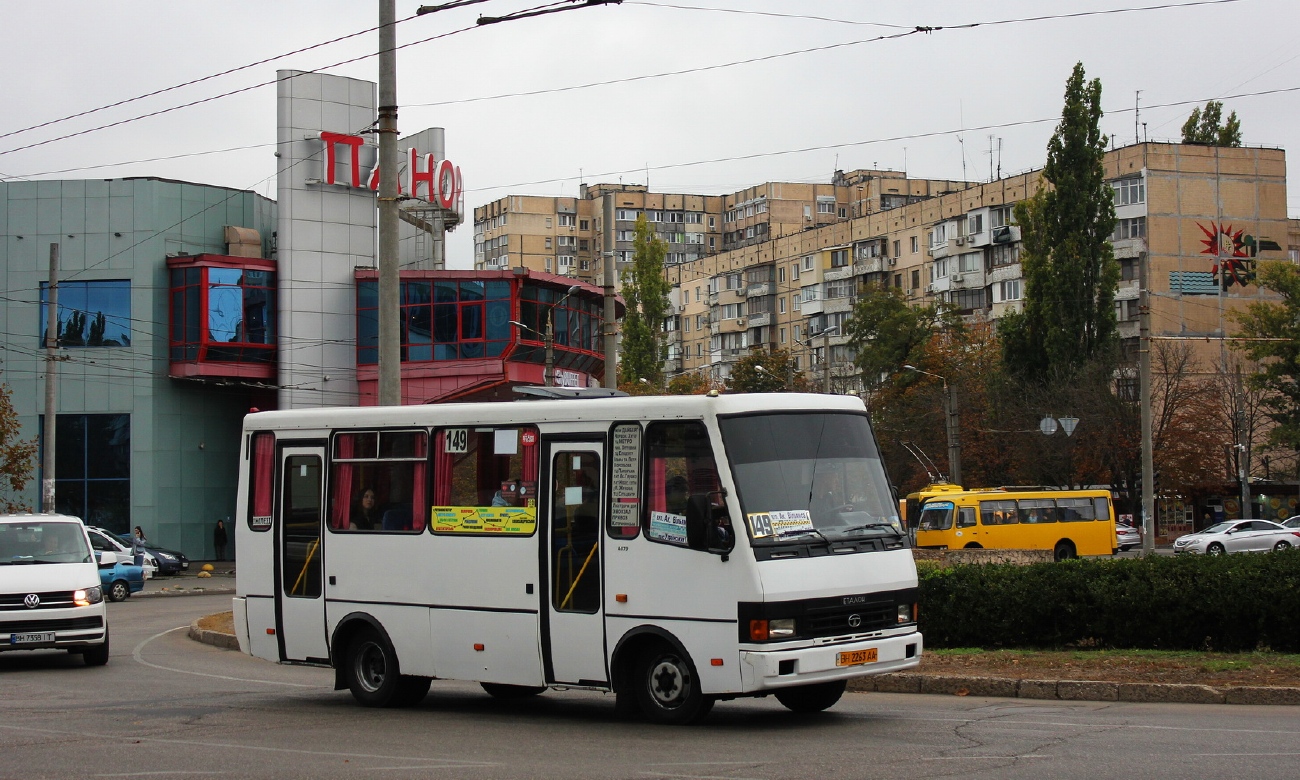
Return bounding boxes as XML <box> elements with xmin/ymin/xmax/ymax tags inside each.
<box><xmin>957</xmin><ymin>507</ymin><xmax>977</xmax><ymax>528</ymax></box>
<box><xmin>1018</xmin><ymin>498</ymin><xmax>1059</xmax><ymax>524</ymax></box>
<box><xmin>429</xmin><ymin>426</ymin><xmax>540</xmax><ymax>536</ymax></box>
<box><xmin>642</xmin><ymin>421</ymin><xmax>723</xmax><ymax>548</ymax></box>
<box><xmin>979</xmin><ymin>500</ymin><xmax>1017</xmax><ymax>526</ymax></box>
<box><xmin>328</xmin><ymin>430</ymin><xmax>428</xmax><ymax>533</ymax></box>
<box><xmin>1058</xmin><ymin>497</ymin><xmax>1095</xmax><ymax>522</ymax></box>
<box><xmin>248</xmin><ymin>432</ymin><xmax>275</xmax><ymax>531</ymax></box>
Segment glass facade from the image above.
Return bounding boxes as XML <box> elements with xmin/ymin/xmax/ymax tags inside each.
<box><xmin>42</xmin><ymin>414</ymin><xmax>132</xmax><ymax>534</ymax></box>
<box><xmin>169</xmin><ymin>263</ymin><xmax>276</xmax><ymax>364</ymax></box>
<box><xmin>39</xmin><ymin>280</ymin><xmax>131</xmax><ymax>347</ymax></box>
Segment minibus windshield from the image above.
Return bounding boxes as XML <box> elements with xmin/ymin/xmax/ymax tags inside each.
<box><xmin>719</xmin><ymin>412</ymin><xmax>902</xmax><ymax>545</ymax></box>
<box><xmin>0</xmin><ymin>521</ymin><xmax>93</xmax><ymax>565</ymax></box>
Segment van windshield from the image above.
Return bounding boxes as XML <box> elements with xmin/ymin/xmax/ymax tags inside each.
<box><xmin>0</xmin><ymin>521</ymin><xmax>93</xmax><ymax>565</ymax></box>
<box><xmin>719</xmin><ymin>412</ymin><xmax>902</xmax><ymax>545</ymax></box>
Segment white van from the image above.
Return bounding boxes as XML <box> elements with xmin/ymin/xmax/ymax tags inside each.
<box><xmin>0</xmin><ymin>514</ymin><xmax>110</xmax><ymax>666</ymax></box>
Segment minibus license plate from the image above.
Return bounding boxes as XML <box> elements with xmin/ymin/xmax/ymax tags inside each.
<box><xmin>836</xmin><ymin>648</ymin><xmax>878</xmax><ymax>667</ymax></box>
<box><xmin>10</xmin><ymin>632</ymin><xmax>56</xmax><ymax>645</ymax></box>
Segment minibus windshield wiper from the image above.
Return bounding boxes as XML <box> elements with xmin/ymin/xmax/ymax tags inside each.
<box><xmin>776</xmin><ymin>527</ymin><xmax>828</xmax><ymax>542</ymax></box>
<box><xmin>836</xmin><ymin>521</ymin><xmax>903</xmax><ymax>536</ymax></box>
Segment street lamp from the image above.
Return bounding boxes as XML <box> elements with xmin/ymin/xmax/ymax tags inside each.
<box><xmin>511</xmin><ymin>284</ymin><xmax>581</xmax><ymax>387</ymax></box>
<box><xmin>816</xmin><ymin>326</ymin><xmax>839</xmax><ymax>394</ymax></box>
<box><xmin>903</xmin><ymin>364</ymin><xmax>962</xmax><ymax>486</ymax></box>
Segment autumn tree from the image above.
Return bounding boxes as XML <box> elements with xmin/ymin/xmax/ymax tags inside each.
<box><xmin>1181</xmin><ymin>100</ymin><xmax>1242</xmax><ymax>147</ymax></box>
<box><xmin>999</xmin><ymin>62</ymin><xmax>1120</xmax><ymax>382</ymax></box>
<box><xmin>0</xmin><ymin>381</ymin><xmax>37</xmax><ymax>513</ymax></box>
<box><xmin>618</xmin><ymin>215</ymin><xmax>671</xmax><ymax>387</ymax></box>
<box><xmin>844</xmin><ymin>285</ymin><xmax>961</xmax><ymax>394</ymax></box>
<box><xmin>727</xmin><ymin>348</ymin><xmax>810</xmax><ymax>393</ymax></box>
<box><xmin>1230</xmin><ymin>260</ymin><xmax>1300</xmax><ymax>449</ymax></box>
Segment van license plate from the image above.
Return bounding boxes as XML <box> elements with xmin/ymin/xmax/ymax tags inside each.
<box><xmin>836</xmin><ymin>648</ymin><xmax>878</xmax><ymax>667</ymax></box>
<box><xmin>10</xmin><ymin>632</ymin><xmax>56</xmax><ymax>645</ymax></box>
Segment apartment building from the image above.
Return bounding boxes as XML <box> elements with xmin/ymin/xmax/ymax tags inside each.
<box><xmin>665</xmin><ymin>143</ymin><xmax>1289</xmax><ymax>388</ymax></box>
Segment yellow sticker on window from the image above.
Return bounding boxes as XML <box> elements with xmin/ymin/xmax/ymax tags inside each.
<box><xmin>431</xmin><ymin>506</ymin><xmax>537</xmax><ymax>535</ymax></box>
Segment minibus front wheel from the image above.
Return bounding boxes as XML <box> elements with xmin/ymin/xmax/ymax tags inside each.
<box><xmin>627</xmin><ymin>643</ymin><xmax>713</xmax><ymax>725</ymax></box>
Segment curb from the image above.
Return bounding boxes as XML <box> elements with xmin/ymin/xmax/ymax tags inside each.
<box><xmin>187</xmin><ymin>618</ymin><xmax>241</xmax><ymax>651</ymax></box>
<box><xmin>134</xmin><ymin>586</ymin><xmax>236</xmax><ymax>599</ymax></box>
<box><xmin>849</xmin><ymin>673</ymin><xmax>1300</xmax><ymax>706</ymax></box>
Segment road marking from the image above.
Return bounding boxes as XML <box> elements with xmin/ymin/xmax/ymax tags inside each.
<box><xmin>921</xmin><ymin>755</ymin><xmax>1053</xmax><ymax>760</ymax></box>
<box><xmin>131</xmin><ymin>626</ymin><xmax>317</xmax><ymax>688</ymax></box>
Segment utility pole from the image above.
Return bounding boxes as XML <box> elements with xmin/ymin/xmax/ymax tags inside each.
<box><xmin>602</xmin><ymin>196</ymin><xmax>618</xmax><ymax>388</ymax></box>
<box><xmin>42</xmin><ymin>243</ymin><xmax>59</xmax><ymax>512</ymax></box>
<box><xmin>377</xmin><ymin>0</ymin><xmax>401</xmax><ymax>406</ymax></box>
<box><xmin>944</xmin><ymin>383</ymin><xmax>961</xmax><ymax>487</ymax></box>
<box><xmin>1139</xmin><ymin>250</ymin><xmax>1155</xmax><ymax>553</ymax></box>
<box><xmin>820</xmin><ymin>326</ymin><xmax>836</xmax><ymax>394</ymax></box>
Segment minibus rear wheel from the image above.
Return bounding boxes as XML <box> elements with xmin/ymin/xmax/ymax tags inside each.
<box><xmin>1053</xmin><ymin>540</ymin><xmax>1077</xmax><ymax>561</ymax></box>
<box><xmin>345</xmin><ymin>629</ymin><xmax>429</xmax><ymax>707</ymax></box>
<box><xmin>775</xmin><ymin>679</ymin><xmax>846</xmax><ymax>713</ymax></box>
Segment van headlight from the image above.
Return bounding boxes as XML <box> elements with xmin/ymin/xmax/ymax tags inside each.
<box><xmin>769</xmin><ymin>618</ymin><xmax>795</xmax><ymax>638</ymax></box>
<box><xmin>897</xmin><ymin>603</ymin><xmax>916</xmax><ymax>624</ymax></box>
<box><xmin>75</xmin><ymin>586</ymin><xmax>104</xmax><ymax>606</ymax></box>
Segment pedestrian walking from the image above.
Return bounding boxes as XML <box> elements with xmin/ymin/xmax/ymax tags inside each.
<box><xmin>214</xmin><ymin>519</ymin><xmax>228</xmax><ymax>561</ymax></box>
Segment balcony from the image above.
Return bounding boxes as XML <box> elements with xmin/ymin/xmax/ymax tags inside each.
<box><xmin>746</xmin><ymin>281</ymin><xmax>773</xmax><ymax>297</ymax></box>
<box><xmin>949</xmin><ymin>270</ymin><xmax>986</xmax><ymax>290</ymax></box>
<box><xmin>746</xmin><ymin>312</ymin><xmax>772</xmax><ymax>328</ymax></box>
<box><xmin>823</xmin><ymin>297</ymin><xmax>854</xmax><ymax>314</ymax></box>
<box><xmin>167</xmin><ymin>254</ymin><xmax>277</xmax><ymax>381</ymax></box>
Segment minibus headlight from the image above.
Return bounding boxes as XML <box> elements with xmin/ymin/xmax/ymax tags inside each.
<box><xmin>769</xmin><ymin>618</ymin><xmax>795</xmax><ymax>638</ymax></box>
<box><xmin>897</xmin><ymin>603</ymin><xmax>915</xmax><ymax>624</ymax></box>
<box><xmin>75</xmin><ymin>586</ymin><xmax>104</xmax><ymax>606</ymax></box>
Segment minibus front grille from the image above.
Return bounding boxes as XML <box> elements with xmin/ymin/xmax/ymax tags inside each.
<box><xmin>0</xmin><ymin>591</ymin><xmax>77</xmax><ymax>611</ymax></box>
<box><xmin>803</xmin><ymin>603</ymin><xmax>895</xmax><ymax>636</ymax></box>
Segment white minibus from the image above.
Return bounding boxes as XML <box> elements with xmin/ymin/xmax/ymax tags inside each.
<box><xmin>232</xmin><ymin>390</ymin><xmax>921</xmax><ymax>723</ymax></box>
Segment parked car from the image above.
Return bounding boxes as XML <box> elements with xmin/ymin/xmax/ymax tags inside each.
<box><xmin>1282</xmin><ymin>515</ymin><xmax>1300</xmax><ymax>530</ymax></box>
<box><xmin>1115</xmin><ymin>520</ymin><xmax>1141</xmax><ymax>552</ymax></box>
<box><xmin>112</xmin><ymin>533</ymin><xmax>188</xmax><ymax>575</ymax></box>
<box><xmin>85</xmin><ymin>527</ymin><xmax>157</xmax><ymax>579</ymax></box>
<box><xmin>97</xmin><ymin>553</ymin><xmax>145</xmax><ymax>602</ymax></box>
<box><xmin>1172</xmin><ymin>519</ymin><xmax>1300</xmax><ymax>555</ymax></box>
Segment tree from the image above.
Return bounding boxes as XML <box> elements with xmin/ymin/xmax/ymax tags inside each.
<box><xmin>618</xmin><ymin>215</ymin><xmax>672</xmax><ymax>387</ymax></box>
<box><xmin>999</xmin><ymin>62</ymin><xmax>1120</xmax><ymax>382</ymax></box>
<box><xmin>0</xmin><ymin>381</ymin><xmax>37</xmax><ymax>513</ymax></box>
<box><xmin>727</xmin><ymin>348</ymin><xmax>810</xmax><ymax>393</ymax></box>
<box><xmin>1229</xmin><ymin>260</ymin><xmax>1300</xmax><ymax>448</ymax></box>
<box><xmin>1181</xmin><ymin>100</ymin><xmax>1242</xmax><ymax>147</ymax></box>
<box><xmin>844</xmin><ymin>286</ymin><xmax>961</xmax><ymax>393</ymax></box>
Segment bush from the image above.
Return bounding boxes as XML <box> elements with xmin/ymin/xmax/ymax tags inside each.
<box><xmin>918</xmin><ymin>549</ymin><xmax>1300</xmax><ymax>652</ymax></box>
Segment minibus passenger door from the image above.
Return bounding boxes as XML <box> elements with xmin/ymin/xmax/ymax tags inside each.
<box><xmin>276</xmin><ymin>445</ymin><xmax>329</xmax><ymax>663</ymax></box>
<box><xmin>542</xmin><ymin>442</ymin><xmax>607</xmax><ymax>686</ymax></box>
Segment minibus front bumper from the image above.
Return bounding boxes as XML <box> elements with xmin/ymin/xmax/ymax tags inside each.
<box><xmin>739</xmin><ymin>630</ymin><xmax>922</xmax><ymax>691</ymax></box>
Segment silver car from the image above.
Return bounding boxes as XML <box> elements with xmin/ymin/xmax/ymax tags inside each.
<box><xmin>1172</xmin><ymin>519</ymin><xmax>1300</xmax><ymax>555</ymax></box>
<box><xmin>1115</xmin><ymin>522</ymin><xmax>1141</xmax><ymax>552</ymax></box>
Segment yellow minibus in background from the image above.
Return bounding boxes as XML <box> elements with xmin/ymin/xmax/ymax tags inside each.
<box><xmin>914</xmin><ymin>488</ymin><xmax>1118</xmax><ymax>560</ymax></box>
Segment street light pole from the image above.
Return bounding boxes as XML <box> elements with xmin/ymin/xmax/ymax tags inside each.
<box><xmin>513</xmin><ymin>284</ymin><xmax>580</xmax><ymax>388</ymax></box>
<box><xmin>816</xmin><ymin>326</ymin><xmax>839</xmax><ymax>394</ymax></box>
<box><xmin>903</xmin><ymin>364</ymin><xmax>962</xmax><ymax>486</ymax></box>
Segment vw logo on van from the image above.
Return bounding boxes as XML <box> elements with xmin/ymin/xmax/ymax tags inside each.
<box><xmin>847</xmin><ymin>614</ymin><xmax>862</xmax><ymax>628</ymax></box>
<box><xmin>24</xmin><ymin>593</ymin><xmax>40</xmax><ymax>609</ymax></box>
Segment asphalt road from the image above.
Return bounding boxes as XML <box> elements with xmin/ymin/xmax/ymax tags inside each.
<box><xmin>2</xmin><ymin>594</ymin><xmax>1299</xmax><ymax>780</ymax></box>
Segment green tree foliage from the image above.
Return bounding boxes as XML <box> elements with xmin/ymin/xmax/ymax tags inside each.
<box><xmin>1229</xmin><ymin>260</ymin><xmax>1300</xmax><ymax>448</ymax></box>
<box><xmin>0</xmin><ymin>381</ymin><xmax>37</xmax><ymax>513</ymax></box>
<box><xmin>727</xmin><ymin>348</ymin><xmax>810</xmax><ymax>393</ymax></box>
<box><xmin>999</xmin><ymin>62</ymin><xmax>1119</xmax><ymax>382</ymax></box>
<box><xmin>618</xmin><ymin>215</ymin><xmax>672</xmax><ymax>387</ymax></box>
<box><xmin>845</xmin><ymin>285</ymin><xmax>961</xmax><ymax>392</ymax></box>
<box><xmin>1181</xmin><ymin>100</ymin><xmax>1242</xmax><ymax>147</ymax></box>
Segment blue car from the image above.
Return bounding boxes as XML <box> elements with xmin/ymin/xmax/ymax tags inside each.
<box><xmin>97</xmin><ymin>553</ymin><xmax>145</xmax><ymax>602</ymax></box>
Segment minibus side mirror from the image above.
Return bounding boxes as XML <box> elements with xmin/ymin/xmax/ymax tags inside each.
<box><xmin>685</xmin><ymin>494</ymin><xmax>735</xmax><ymax>558</ymax></box>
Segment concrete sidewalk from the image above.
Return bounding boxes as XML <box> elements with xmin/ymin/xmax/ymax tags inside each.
<box><xmin>135</xmin><ymin>561</ymin><xmax>236</xmax><ymax>598</ymax></box>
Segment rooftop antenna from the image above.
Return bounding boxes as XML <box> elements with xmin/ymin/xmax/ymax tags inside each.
<box><xmin>1135</xmin><ymin>89</ymin><xmax>1142</xmax><ymax>145</ymax></box>
<box><xmin>958</xmin><ymin>135</ymin><xmax>967</xmax><ymax>183</ymax></box>
<box><xmin>997</xmin><ymin>137</ymin><xmax>1003</xmax><ymax>179</ymax></box>
<box><xmin>987</xmin><ymin>134</ymin><xmax>994</xmax><ymax>182</ymax></box>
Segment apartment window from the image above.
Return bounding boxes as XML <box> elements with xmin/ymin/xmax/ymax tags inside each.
<box><xmin>695</xmin><ymin>286</ymin><xmax>701</xmax><ymax>301</ymax></box>
<box><xmin>893</xmin><ymin>240</ymin><xmax>901</xmax><ymax>258</ymax></box>
<box><xmin>802</xmin><ymin>256</ymin><xmax>815</xmax><ymax>271</ymax></box>
<box><xmin>721</xmin><ymin>303</ymin><xmax>743</xmax><ymax>320</ymax></box>
<box><xmin>557</xmin><ymin>235</ymin><xmax>576</xmax><ymax>247</ymax></box>
<box><xmin>959</xmin><ymin>252</ymin><xmax>981</xmax><ymax>273</ymax></box>
<box><xmin>838</xmin><ymin>207</ymin><xmax>847</xmax><ymax>218</ymax></box>
<box><xmin>911</xmin><ymin>269</ymin><xmax>921</xmax><ymax>289</ymax></box>
<box><xmin>557</xmin><ymin>255</ymin><xmax>575</xmax><ymax>268</ymax></box>
<box><xmin>579</xmin><ymin>219</ymin><xmax>589</xmax><ymax>230</ymax></box>
<box><xmin>778</xmin><ymin>267</ymin><xmax>786</xmax><ymax>283</ymax></box>
<box><xmin>545</xmin><ymin>217</ymin><xmax>552</xmax><ymax>228</ymax></box>
<box><xmin>580</xmin><ymin>260</ymin><xmax>590</xmax><ymax>271</ymax></box>
<box><xmin>894</xmin><ymin>273</ymin><xmax>903</xmax><ymax>289</ymax></box>
<box><xmin>991</xmin><ymin>243</ymin><xmax>1021</xmax><ymax>267</ymax></box>
<box><xmin>825</xmin><ymin>279</ymin><xmax>853</xmax><ymax>299</ymax></box>
<box><xmin>968</xmin><ymin>214</ymin><xmax>984</xmax><ymax>235</ymax></box>
<box><xmin>685</xmin><ymin>212</ymin><xmax>702</xmax><ymax>224</ymax></box>
<box><xmin>792</xmin><ymin>263</ymin><xmax>800</xmax><ymax>281</ymax></box>
<box><xmin>910</xmin><ymin>236</ymin><xmax>919</xmax><ymax>254</ymax></box>
<box><xmin>695</xmin><ymin>315</ymin><xmax>703</xmax><ymax>330</ymax></box>
<box><xmin>779</xmin><ymin>297</ymin><xmax>786</xmax><ymax>314</ymax></box>
<box><xmin>616</xmin><ymin>209</ymin><xmax>638</xmax><ymax>221</ymax></box>
<box><xmin>817</xmin><ymin>198</ymin><xmax>836</xmax><ymax>214</ymax></box>
<box><xmin>793</xmin><ymin>325</ymin><xmax>802</xmax><ymax>342</ymax></box>
<box><xmin>696</xmin><ymin>343</ymin><xmax>702</xmax><ymax>357</ymax></box>
<box><xmin>929</xmin><ymin>224</ymin><xmax>947</xmax><ymax>247</ymax></box>
<box><xmin>1112</xmin><ymin>177</ymin><xmax>1145</xmax><ymax>206</ymax></box>
<box><xmin>1113</xmin><ymin>217</ymin><xmax>1147</xmax><ymax>241</ymax></box>
<box><xmin>579</xmin><ymin>239</ymin><xmax>589</xmax><ymax>251</ymax></box>
<box><xmin>991</xmin><ymin>206</ymin><xmax>1014</xmax><ymax>228</ymax></box>
<box><xmin>803</xmin><ymin>205</ymin><xmax>812</xmax><ymax>220</ymax></box>
<box><xmin>1115</xmin><ymin>298</ymin><xmax>1140</xmax><ymax>322</ymax></box>
<box><xmin>1120</xmin><ymin>257</ymin><xmax>1139</xmax><ymax>281</ymax></box>
<box><xmin>779</xmin><ymin>327</ymin><xmax>786</xmax><ymax>344</ymax></box>
<box><xmin>617</xmin><ymin>230</ymin><xmax>634</xmax><ymax>241</ymax></box>
<box><xmin>559</xmin><ymin>214</ymin><xmax>575</xmax><ymax>227</ymax></box>
<box><xmin>949</xmin><ymin>288</ymin><xmax>986</xmax><ymax>311</ymax></box>
<box><xmin>40</xmin><ymin>280</ymin><xmax>131</xmax><ymax>347</ymax></box>
<box><xmin>830</xmin><ymin>249</ymin><xmax>849</xmax><ymax>268</ymax></box>
<box><xmin>997</xmin><ymin>279</ymin><xmax>1022</xmax><ymax>302</ymax></box>
<box><xmin>545</xmin><ymin>237</ymin><xmax>552</xmax><ymax>249</ymax></box>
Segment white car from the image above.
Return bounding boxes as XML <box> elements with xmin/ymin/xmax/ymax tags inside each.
<box><xmin>1172</xmin><ymin>519</ymin><xmax>1300</xmax><ymax>555</ymax></box>
<box><xmin>85</xmin><ymin>527</ymin><xmax>157</xmax><ymax>579</ymax></box>
<box><xmin>1115</xmin><ymin>521</ymin><xmax>1141</xmax><ymax>552</ymax></box>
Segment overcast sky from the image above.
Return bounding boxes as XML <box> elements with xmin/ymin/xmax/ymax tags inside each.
<box><xmin>3</xmin><ymin>0</ymin><xmax>1297</xmax><ymax>266</ymax></box>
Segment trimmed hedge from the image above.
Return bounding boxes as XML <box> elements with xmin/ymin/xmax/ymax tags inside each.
<box><xmin>918</xmin><ymin>549</ymin><xmax>1300</xmax><ymax>652</ymax></box>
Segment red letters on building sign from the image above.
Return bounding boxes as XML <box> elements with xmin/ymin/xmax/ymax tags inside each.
<box><xmin>316</xmin><ymin>131</ymin><xmax>462</xmax><ymax>211</ymax></box>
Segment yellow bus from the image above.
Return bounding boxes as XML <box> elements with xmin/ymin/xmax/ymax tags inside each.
<box><xmin>914</xmin><ymin>488</ymin><xmax>1118</xmax><ymax>560</ymax></box>
<box><xmin>902</xmin><ymin>482</ymin><xmax>965</xmax><ymax>532</ymax></box>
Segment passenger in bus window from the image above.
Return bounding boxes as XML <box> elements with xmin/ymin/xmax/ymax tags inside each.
<box><xmin>492</xmin><ymin>481</ymin><xmax>520</xmax><ymax>507</ymax></box>
<box><xmin>664</xmin><ymin>475</ymin><xmax>689</xmax><ymax>516</ymax></box>
<box><xmin>351</xmin><ymin>487</ymin><xmax>381</xmax><ymax>531</ymax></box>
